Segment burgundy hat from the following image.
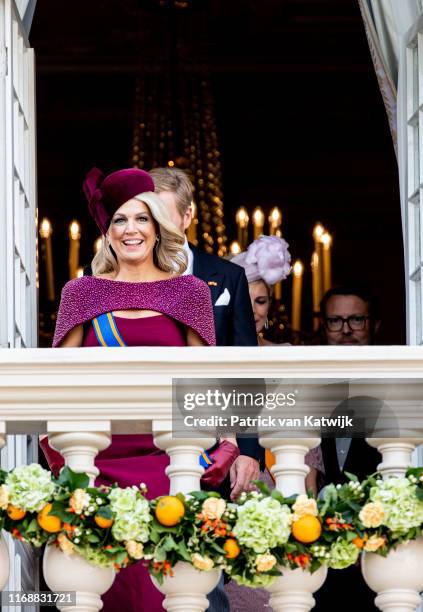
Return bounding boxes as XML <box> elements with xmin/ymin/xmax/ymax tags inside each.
<box><xmin>83</xmin><ymin>167</ymin><xmax>155</xmax><ymax>234</ymax></box>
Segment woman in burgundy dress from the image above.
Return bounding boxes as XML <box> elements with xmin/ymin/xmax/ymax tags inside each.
<box><xmin>41</xmin><ymin>167</ymin><xmax>234</xmax><ymax>612</ymax></box>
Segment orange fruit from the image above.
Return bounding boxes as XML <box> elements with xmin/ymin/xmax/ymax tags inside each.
<box><xmin>7</xmin><ymin>505</ymin><xmax>26</xmax><ymax>521</ymax></box>
<box><xmin>291</xmin><ymin>515</ymin><xmax>322</xmax><ymax>544</ymax></box>
<box><xmin>37</xmin><ymin>503</ymin><xmax>62</xmax><ymax>533</ymax></box>
<box><xmin>352</xmin><ymin>534</ymin><xmax>368</xmax><ymax>549</ymax></box>
<box><xmin>223</xmin><ymin>538</ymin><xmax>240</xmax><ymax>559</ymax></box>
<box><xmin>155</xmin><ymin>496</ymin><xmax>185</xmax><ymax>527</ymax></box>
<box><xmin>94</xmin><ymin>515</ymin><xmax>114</xmax><ymax>529</ymax></box>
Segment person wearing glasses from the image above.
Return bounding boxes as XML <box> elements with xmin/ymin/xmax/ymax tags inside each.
<box><xmin>307</xmin><ymin>284</ymin><xmax>381</xmax><ymax>611</ymax></box>
<box><xmin>320</xmin><ymin>283</ymin><xmax>380</xmax><ymax>345</ymax></box>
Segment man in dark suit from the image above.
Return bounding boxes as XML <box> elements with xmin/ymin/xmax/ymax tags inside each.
<box><xmin>149</xmin><ymin>167</ymin><xmax>264</xmax><ymax>499</ymax></box>
<box><xmin>312</xmin><ymin>284</ymin><xmax>382</xmax><ymax>611</ymax></box>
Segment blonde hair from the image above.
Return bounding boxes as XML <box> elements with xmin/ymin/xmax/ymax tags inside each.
<box><xmin>149</xmin><ymin>167</ymin><xmax>193</xmax><ymax>216</ymax></box>
<box><xmin>91</xmin><ymin>191</ymin><xmax>187</xmax><ymax>276</ymax></box>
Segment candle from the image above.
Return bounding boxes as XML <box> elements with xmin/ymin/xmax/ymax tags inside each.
<box><xmin>39</xmin><ymin>218</ymin><xmax>55</xmax><ymax>301</ymax></box>
<box><xmin>186</xmin><ymin>200</ymin><xmax>198</xmax><ymax>245</ymax></box>
<box><xmin>229</xmin><ymin>240</ymin><xmax>241</xmax><ymax>255</ymax></box>
<box><xmin>252</xmin><ymin>207</ymin><xmax>265</xmax><ymax>240</ymax></box>
<box><xmin>268</xmin><ymin>207</ymin><xmax>282</xmax><ymax>236</ymax></box>
<box><xmin>76</xmin><ymin>267</ymin><xmax>84</xmax><ymax>278</ymax></box>
<box><xmin>94</xmin><ymin>236</ymin><xmax>103</xmax><ymax>254</ymax></box>
<box><xmin>311</xmin><ymin>252</ymin><xmax>321</xmax><ymax>331</ymax></box>
<box><xmin>291</xmin><ymin>260</ymin><xmax>303</xmax><ymax>331</ymax></box>
<box><xmin>274</xmin><ymin>281</ymin><xmax>282</xmax><ymax>300</ymax></box>
<box><xmin>321</xmin><ymin>232</ymin><xmax>332</xmax><ymax>293</ymax></box>
<box><xmin>69</xmin><ymin>220</ymin><xmax>81</xmax><ymax>280</ymax></box>
<box><xmin>235</xmin><ymin>207</ymin><xmax>249</xmax><ymax>249</ymax></box>
<box><xmin>313</xmin><ymin>223</ymin><xmax>325</xmax><ymax>302</ymax></box>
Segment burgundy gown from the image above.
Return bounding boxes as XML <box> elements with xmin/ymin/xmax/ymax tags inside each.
<box><xmin>41</xmin><ymin>313</ymin><xmax>186</xmax><ymax>612</ymax></box>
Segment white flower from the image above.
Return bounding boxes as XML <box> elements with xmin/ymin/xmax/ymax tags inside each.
<box><xmin>191</xmin><ymin>553</ymin><xmax>214</xmax><ymax>571</ymax></box>
<box><xmin>292</xmin><ymin>495</ymin><xmax>318</xmax><ymax>521</ymax></box>
<box><xmin>359</xmin><ymin>501</ymin><xmax>385</xmax><ymax>528</ymax></box>
<box><xmin>57</xmin><ymin>533</ymin><xmax>74</xmax><ymax>555</ymax></box>
<box><xmin>364</xmin><ymin>536</ymin><xmax>386</xmax><ymax>552</ymax></box>
<box><xmin>202</xmin><ymin>498</ymin><xmax>226</xmax><ymax>520</ymax></box>
<box><xmin>256</xmin><ymin>554</ymin><xmax>277</xmax><ymax>572</ymax></box>
<box><xmin>69</xmin><ymin>489</ymin><xmax>90</xmax><ymax>515</ymax></box>
<box><xmin>0</xmin><ymin>484</ymin><xmax>9</xmax><ymax>510</ymax></box>
<box><xmin>125</xmin><ymin>540</ymin><xmax>144</xmax><ymax>560</ymax></box>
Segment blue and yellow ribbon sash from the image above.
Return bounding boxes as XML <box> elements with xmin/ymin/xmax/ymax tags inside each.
<box><xmin>92</xmin><ymin>312</ymin><xmax>126</xmax><ymax>347</ymax></box>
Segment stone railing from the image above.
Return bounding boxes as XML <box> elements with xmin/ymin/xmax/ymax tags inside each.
<box><xmin>0</xmin><ymin>345</ymin><xmax>423</xmax><ymax>611</ymax></box>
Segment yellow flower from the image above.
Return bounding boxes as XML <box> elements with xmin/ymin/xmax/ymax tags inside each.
<box><xmin>69</xmin><ymin>489</ymin><xmax>90</xmax><ymax>515</ymax></box>
<box><xmin>359</xmin><ymin>502</ymin><xmax>385</xmax><ymax>528</ymax></box>
<box><xmin>292</xmin><ymin>494</ymin><xmax>318</xmax><ymax>521</ymax></box>
<box><xmin>191</xmin><ymin>553</ymin><xmax>214</xmax><ymax>571</ymax></box>
<box><xmin>202</xmin><ymin>497</ymin><xmax>226</xmax><ymax>520</ymax></box>
<box><xmin>256</xmin><ymin>553</ymin><xmax>277</xmax><ymax>572</ymax></box>
<box><xmin>364</xmin><ymin>535</ymin><xmax>386</xmax><ymax>552</ymax></box>
<box><xmin>57</xmin><ymin>533</ymin><xmax>75</xmax><ymax>555</ymax></box>
<box><xmin>125</xmin><ymin>540</ymin><xmax>144</xmax><ymax>560</ymax></box>
<box><xmin>0</xmin><ymin>485</ymin><xmax>9</xmax><ymax>510</ymax></box>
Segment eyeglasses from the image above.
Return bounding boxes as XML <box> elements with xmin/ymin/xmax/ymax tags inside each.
<box><xmin>324</xmin><ymin>315</ymin><xmax>370</xmax><ymax>332</ymax></box>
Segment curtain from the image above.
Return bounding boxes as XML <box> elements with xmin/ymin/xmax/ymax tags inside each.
<box><xmin>357</xmin><ymin>0</ymin><xmax>422</xmax><ymax>236</ymax></box>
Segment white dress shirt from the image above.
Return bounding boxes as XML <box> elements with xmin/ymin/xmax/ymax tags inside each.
<box><xmin>182</xmin><ymin>237</ymin><xmax>194</xmax><ymax>276</ymax></box>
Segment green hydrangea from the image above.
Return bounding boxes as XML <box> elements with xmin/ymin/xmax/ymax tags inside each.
<box><xmin>75</xmin><ymin>545</ymin><xmax>115</xmax><ymax>568</ymax></box>
<box><xmin>369</xmin><ymin>477</ymin><xmax>423</xmax><ymax>535</ymax></box>
<box><xmin>109</xmin><ymin>487</ymin><xmax>138</xmax><ymax>513</ymax></box>
<box><xmin>108</xmin><ymin>487</ymin><xmax>151</xmax><ymax>543</ymax></box>
<box><xmin>112</xmin><ymin>516</ymin><xmax>150</xmax><ymax>543</ymax></box>
<box><xmin>233</xmin><ymin>497</ymin><xmax>291</xmax><ymax>553</ymax></box>
<box><xmin>231</xmin><ymin>572</ymin><xmax>276</xmax><ymax>588</ymax></box>
<box><xmin>5</xmin><ymin>464</ymin><xmax>55</xmax><ymax>512</ymax></box>
<box><xmin>327</xmin><ymin>538</ymin><xmax>359</xmax><ymax>570</ymax></box>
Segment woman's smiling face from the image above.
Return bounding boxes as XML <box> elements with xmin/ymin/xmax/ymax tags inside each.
<box><xmin>108</xmin><ymin>198</ymin><xmax>158</xmax><ymax>266</ymax></box>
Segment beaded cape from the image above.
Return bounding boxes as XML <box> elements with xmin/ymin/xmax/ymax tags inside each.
<box><xmin>52</xmin><ymin>275</ymin><xmax>216</xmax><ymax>347</ymax></box>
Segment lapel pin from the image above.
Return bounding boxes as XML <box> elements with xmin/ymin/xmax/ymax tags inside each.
<box><xmin>208</xmin><ymin>281</ymin><xmax>218</xmax><ymax>286</ymax></box>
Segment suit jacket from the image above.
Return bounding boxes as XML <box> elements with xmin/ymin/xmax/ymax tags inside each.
<box><xmin>321</xmin><ymin>437</ymin><xmax>381</xmax><ymax>485</ymax></box>
<box><xmin>191</xmin><ymin>244</ymin><xmax>257</xmax><ymax>346</ymax></box>
<box><xmin>190</xmin><ymin>244</ymin><xmax>264</xmax><ymax>467</ymax></box>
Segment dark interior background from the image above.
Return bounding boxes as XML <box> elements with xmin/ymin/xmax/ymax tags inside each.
<box><xmin>30</xmin><ymin>0</ymin><xmax>404</xmax><ymax>344</ymax></box>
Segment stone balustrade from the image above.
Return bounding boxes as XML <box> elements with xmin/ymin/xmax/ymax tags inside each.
<box><xmin>0</xmin><ymin>345</ymin><xmax>423</xmax><ymax>611</ymax></box>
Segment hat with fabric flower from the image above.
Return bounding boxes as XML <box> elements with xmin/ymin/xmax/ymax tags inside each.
<box><xmin>83</xmin><ymin>167</ymin><xmax>155</xmax><ymax>234</ymax></box>
<box><xmin>232</xmin><ymin>235</ymin><xmax>292</xmax><ymax>285</ymax></box>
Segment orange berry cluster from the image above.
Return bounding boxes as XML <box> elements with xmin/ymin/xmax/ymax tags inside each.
<box><xmin>198</xmin><ymin>516</ymin><xmax>230</xmax><ymax>537</ymax></box>
<box><xmin>287</xmin><ymin>552</ymin><xmax>310</xmax><ymax>567</ymax></box>
<box><xmin>152</xmin><ymin>560</ymin><xmax>174</xmax><ymax>576</ymax></box>
<box><xmin>325</xmin><ymin>517</ymin><xmax>353</xmax><ymax>531</ymax></box>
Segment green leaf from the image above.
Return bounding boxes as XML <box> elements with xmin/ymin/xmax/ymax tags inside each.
<box><xmin>150</xmin><ymin>529</ymin><xmax>161</xmax><ymax>544</ymax></box>
<box><xmin>254</xmin><ymin>480</ymin><xmax>270</xmax><ymax>496</ymax></box>
<box><xmin>25</xmin><ymin>518</ymin><xmax>39</xmax><ymax>534</ymax></box>
<box><xmin>270</xmin><ymin>490</ymin><xmax>285</xmax><ymax>504</ymax></box>
<box><xmin>177</xmin><ymin>540</ymin><xmax>191</xmax><ymax>562</ymax></box>
<box><xmin>56</xmin><ymin>466</ymin><xmax>89</xmax><ymax>491</ymax></box>
<box><xmin>343</xmin><ymin>471</ymin><xmax>358</xmax><ymax>482</ymax></box>
<box><xmin>86</xmin><ymin>534</ymin><xmax>100</xmax><ymax>543</ymax></box>
<box><xmin>162</xmin><ymin>535</ymin><xmax>179</xmax><ymax>553</ymax></box>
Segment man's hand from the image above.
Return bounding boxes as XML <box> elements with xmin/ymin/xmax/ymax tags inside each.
<box><xmin>229</xmin><ymin>455</ymin><xmax>260</xmax><ymax>501</ymax></box>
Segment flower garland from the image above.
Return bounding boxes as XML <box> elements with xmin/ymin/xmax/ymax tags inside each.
<box><xmin>1</xmin><ymin>464</ymin><xmax>423</xmax><ymax>587</ymax></box>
